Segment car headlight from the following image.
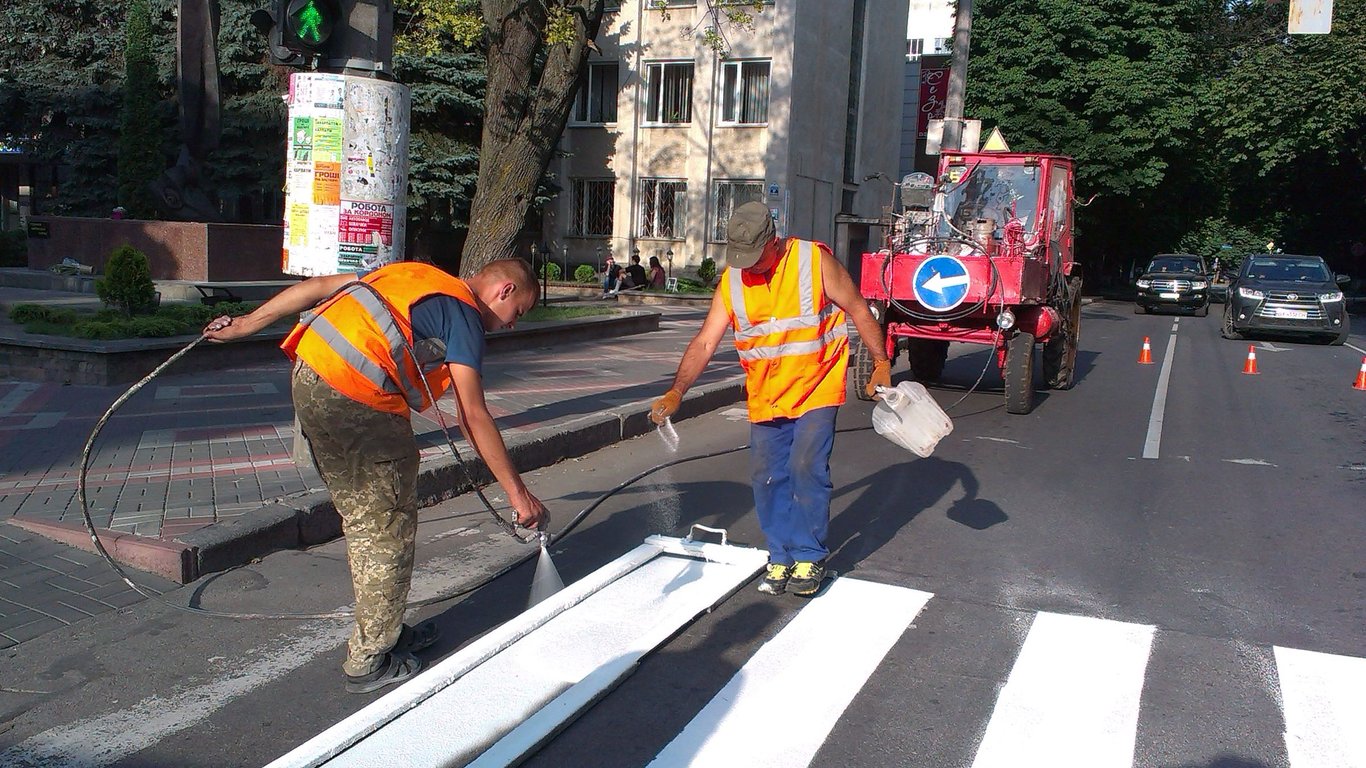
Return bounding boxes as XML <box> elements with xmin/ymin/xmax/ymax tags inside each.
<box><xmin>1238</xmin><ymin>286</ymin><xmax>1264</xmax><ymax>300</ymax></box>
<box><xmin>1190</xmin><ymin>280</ymin><xmax>1208</xmax><ymax>290</ymax></box>
<box><xmin>1135</xmin><ymin>279</ymin><xmax>1151</xmax><ymax>289</ymax></box>
<box><xmin>1319</xmin><ymin>291</ymin><xmax>1343</xmax><ymax>302</ymax></box>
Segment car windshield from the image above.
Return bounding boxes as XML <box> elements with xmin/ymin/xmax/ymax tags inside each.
<box><xmin>1244</xmin><ymin>258</ymin><xmax>1330</xmax><ymax>282</ymax></box>
<box><xmin>1148</xmin><ymin>257</ymin><xmax>1202</xmax><ymax>273</ymax></box>
<box><xmin>936</xmin><ymin>163</ymin><xmax>1041</xmax><ymax>238</ymax></box>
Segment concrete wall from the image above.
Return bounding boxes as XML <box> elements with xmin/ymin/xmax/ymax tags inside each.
<box><xmin>25</xmin><ymin>217</ymin><xmax>289</xmax><ymax>281</ymax></box>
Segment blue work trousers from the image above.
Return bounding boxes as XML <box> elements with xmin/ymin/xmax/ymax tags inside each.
<box><xmin>749</xmin><ymin>406</ymin><xmax>838</xmax><ymax>565</ymax></box>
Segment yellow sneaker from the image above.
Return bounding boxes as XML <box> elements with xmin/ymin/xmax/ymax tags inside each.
<box><xmin>788</xmin><ymin>560</ymin><xmax>827</xmax><ymax>597</ymax></box>
<box><xmin>758</xmin><ymin>562</ymin><xmax>792</xmax><ymax>595</ymax></box>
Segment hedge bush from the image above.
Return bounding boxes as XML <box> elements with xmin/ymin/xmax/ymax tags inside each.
<box><xmin>574</xmin><ymin>264</ymin><xmax>598</xmax><ymax>284</ymax></box>
<box><xmin>697</xmin><ymin>257</ymin><xmax>717</xmax><ymax>285</ymax></box>
<box><xmin>95</xmin><ymin>244</ymin><xmax>158</xmax><ymax>316</ymax></box>
<box><xmin>539</xmin><ymin>262</ymin><xmax>562</xmax><ymax>281</ymax></box>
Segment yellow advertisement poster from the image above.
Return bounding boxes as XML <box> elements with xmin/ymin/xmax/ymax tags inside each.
<box><xmin>313</xmin><ymin>162</ymin><xmax>341</xmax><ymax>206</ymax></box>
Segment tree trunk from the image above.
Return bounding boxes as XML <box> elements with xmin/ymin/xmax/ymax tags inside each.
<box><xmin>462</xmin><ymin>0</ymin><xmax>604</xmax><ymax>277</ymax></box>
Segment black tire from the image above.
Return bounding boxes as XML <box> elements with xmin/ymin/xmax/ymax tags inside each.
<box><xmin>851</xmin><ymin>335</ymin><xmax>876</xmax><ymax>401</ymax></box>
<box><xmin>1133</xmin><ymin>303</ymin><xmax>1147</xmax><ymax>314</ymax></box>
<box><xmin>1197</xmin><ymin>301</ymin><xmax>1209</xmax><ymax>317</ymax></box>
<box><xmin>1004</xmin><ymin>331</ymin><xmax>1036</xmax><ymax>415</ymax></box>
<box><xmin>1220</xmin><ymin>304</ymin><xmax>1243</xmax><ymax>340</ymax></box>
<box><xmin>1043</xmin><ymin>279</ymin><xmax>1082</xmax><ymax>390</ymax></box>
<box><xmin>1330</xmin><ymin>314</ymin><xmax>1350</xmax><ymax>346</ymax></box>
<box><xmin>907</xmin><ymin>339</ymin><xmax>949</xmax><ymax>383</ymax></box>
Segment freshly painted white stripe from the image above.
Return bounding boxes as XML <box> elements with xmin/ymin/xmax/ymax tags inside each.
<box><xmin>970</xmin><ymin>612</ymin><xmax>1155</xmax><ymax>768</ymax></box>
<box><xmin>647</xmin><ymin>578</ymin><xmax>933</xmax><ymax>768</ymax></box>
<box><xmin>1346</xmin><ymin>341</ymin><xmax>1366</xmax><ymax>356</ymax></box>
<box><xmin>1274</xmin><ymin>645</ymin><xmax>1366</xmax><ymax>767</ymax></box>
<box><xmin>1142</xmin><ymin>330</ymin><xmax>1179</xmax><ymax>459</ymax></box>
<box><xmin>1223</xmin><ymin>458</ymin><xmax>1278</xmax><ymax>467</ymax></box>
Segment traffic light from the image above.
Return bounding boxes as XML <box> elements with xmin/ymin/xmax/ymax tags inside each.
<box><xmin>281</xmin><ymin>0</ymin><xmax>342</xmax><ymax>60</ymax></box>
<box><xmin>251</xmin><ymin>0</ymin><xmax>343</xmax><ymax>68</ymax></box>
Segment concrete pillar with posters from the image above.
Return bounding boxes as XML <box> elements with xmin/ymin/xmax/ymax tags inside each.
<box><xmin>280</xmin><ymin>0</ymin><xmax>409</xmax><ymax>277</ymax></box>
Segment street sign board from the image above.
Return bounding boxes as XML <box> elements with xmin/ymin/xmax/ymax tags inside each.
<box><xmin>912</xmin><ymin>255</ymin><xmax>971</xmax><ymax>311</ymax></box>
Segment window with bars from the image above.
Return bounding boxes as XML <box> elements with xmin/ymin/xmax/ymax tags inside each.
<box><xmin>640</xmin><ymin>179</ymin><xmax>687</xmax><ymax>239</ymax></box>
<box><xmin>645</xmin><ymin>62</ymin><xmax>694</xmax><ymax>124</ymax></box>
<box><xmin>573</xmin><ymin>62</ymin><xmax>619</xmax><ymax>124</ymax></box>
<box><xmin>570</xmin><ymin>178</ymin><xmax>614</xmax><ymax>237</ymax></box>
<box><xmin>711</xmin><ymin>180</ymin><xmax>765</xmax><ymax>241</ymax></box>
<box><xmin>719</xmin><ymin>60</ymin><xmax>770</xmax><ymax>125</ymax></box>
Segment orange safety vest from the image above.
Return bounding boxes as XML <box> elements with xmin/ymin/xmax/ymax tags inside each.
<box><xmin>720</xmin><ymin>238</ymin><xmax>849</xmax><ymax>422</ymax></box>
<box><xmin>281</xmin><ymin>262</ymin><xmax>479</xmax><ymax>415</ymax></box>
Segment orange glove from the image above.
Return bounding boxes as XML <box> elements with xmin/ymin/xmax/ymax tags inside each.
<box><xmin>865</xmin><ymin>359</ymin><xmax>892</xmax><ymax>399</ymax></box>
<box><xmin>650</xmin><ymin>389</ymin><xmax>682</xmax><ymax>425</ymax></box>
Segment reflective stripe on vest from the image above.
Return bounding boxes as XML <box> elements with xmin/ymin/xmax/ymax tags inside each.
<box><xmin>282</xmin><ymin>263</ymin><xmax>476</xmax><ymax>415</ymax></box>
<box><xmin>721</xmin><ymin>239</ymin><xmax>849</xmax><ymax>421</ymax></box>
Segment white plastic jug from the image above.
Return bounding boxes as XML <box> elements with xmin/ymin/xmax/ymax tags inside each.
<box><xmin>871</xmin><ymin>381</ymin><xmax>953</xmax><ymax>457</ymax></box>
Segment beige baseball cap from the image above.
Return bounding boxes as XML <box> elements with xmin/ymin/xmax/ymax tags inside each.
<box><xmin>725</xmin><ymin>202</ymin><xmax>776</xmax><ymax>269</ymax></box>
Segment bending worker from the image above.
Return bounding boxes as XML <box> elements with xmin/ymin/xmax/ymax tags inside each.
<box><xmin>204</xmin><ymin>258</ymin><xmax>549</xmax><ymax>693</ymax></box>
<box><xmin>650</xmin><ymin>202</ymin><xmax>890</xmax><ymax>597</ymax></box>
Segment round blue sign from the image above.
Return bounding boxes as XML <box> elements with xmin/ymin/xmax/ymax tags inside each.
<box><xmin>912</xmin><ymin>255</ymin><xmax>972</xmax><ymax>312</ymax></box>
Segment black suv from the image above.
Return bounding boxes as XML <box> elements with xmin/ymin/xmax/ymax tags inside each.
<box><xmin>1222</xmin><ymin>254</ymin><xmax>1351</xmax><ymax>345</ymax></box>
<box><xmin>1134</xmin><ymin>253</ymin><xmax>1210</xmax><ymax>316</ymax></box>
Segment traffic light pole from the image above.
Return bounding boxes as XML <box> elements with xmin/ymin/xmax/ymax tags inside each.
<box><xmin>274</xmin><ymin>0</ymin><xmax>411</xmax><ymax>276</ymax></box>
<box><xmin>941</xmin><ymin>0</ymin><xmax>973</xmax><ymax>154</ymax></box>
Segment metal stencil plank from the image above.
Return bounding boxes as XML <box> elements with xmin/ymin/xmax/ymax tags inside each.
<box><xmin>323</xmin><ymin>548</ymin><xmax>766</xmax><ymax>768</ymax></box>
<box><xmin>648</xmin><ymin>577</ymin><xmax>933</xmax><ymax>768</ymax></box>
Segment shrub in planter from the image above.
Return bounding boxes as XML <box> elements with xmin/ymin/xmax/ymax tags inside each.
<box><xmin>96</xmin><ymin>244</ymin><xmax>158</xmax><ymax>316</ymax></box>
<box><xmin>697</xmin><ymin>257</ymin><xmax>717</xmax><ymax>286</ymax></box>
<box><xmin>539</xmin><ymin>262</ymin><xmax>562</xmax><ymax>281</ymax></box>
<box><xmin>574</xmin><ymin>264</ymin><xmax>598</xmax><ymax>284</ymax></box>
<box><xmin>128</xmin><ymin>316</ymin><xmax>185</xmax><ymax>337</ymax></box>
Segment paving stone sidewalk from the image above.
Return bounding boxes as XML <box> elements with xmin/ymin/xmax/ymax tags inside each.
<box><xmin>0</xmin><ymin>301</ymin><xmax>739</xmax><ymax>648</ymax></box>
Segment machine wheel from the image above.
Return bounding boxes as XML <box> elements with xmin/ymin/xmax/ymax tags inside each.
<box><xmin>851</xmin><ymin>335</ymin><xmax>876</xmax><ymax>401</ymax></box>
<box><xmin>1220</xmin><ymin>304</ymin><xmax>1243</xmax><ymax>340</ymax></box>
<box><xmin>1004</xmin><ymin>331</ymin><xmax>1037</xmax><ymax>415</ymax></box>
<box><xmin>1042</xmin><ymin>280</ymin><xmax>1082</xmax><ymax>390</ymax></box>
<box><xmin>907</xmin><ymin>339</ymin><xmax>949</xmax><ymax>383</ymax></box>
<box><xmin>1329</xmin><ymin>315</ymin><xmax>1350</xmax><ymax>346</ymax></box>
<box><xmin>1133</xmin><ymin>303</ymin><xmax>1147</xmax><ymax>314</ymax></box>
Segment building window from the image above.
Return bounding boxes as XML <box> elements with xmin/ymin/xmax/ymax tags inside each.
<box><xmin>711</xmin><ymin>180</ymin><xmax>765</xmax><ymax>241</ymax></box>
<box><xmin>573</xmin><ymin>61</ymin><xmax>619</xmax><ymax>124</ymax></box>
<box><xmin>640</xmin><ymin>179</ymin><xmax>687</xmax><ymax>239</ymax></box>
<box><xmin>570</xmin><ymin>178</ymin><xmax>614</xmax><ymax>237</ymax></box>
<box><xmin>907</xmin><ymin>39</ymin><xmax>924</xmax><ymax>57</ymax></box>
<box><xmin>645</xmin><ymin>62</ymin><xmax>694</xmax><ymax>124</ymax></box>
<box><xmin>932</xmin><ymin>37</ymin><xmax>950</xmax><ymax>54</ymax></box>
<box><xmin>719</xmin><ymin>60</ymin><xmax>770</xmax><ymax>125</ymax></box>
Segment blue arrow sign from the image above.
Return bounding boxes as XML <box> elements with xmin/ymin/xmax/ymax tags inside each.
<box><xmin>912</xmin><ymin>255</ymin><xmax>972</xmax><ymax>311</ymax></box>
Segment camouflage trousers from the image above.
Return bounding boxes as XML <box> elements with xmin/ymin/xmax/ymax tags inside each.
<box><xmin>292</xmin><ymin>362</ymin><xmax>419</xmax><ymax>677</ymax></box>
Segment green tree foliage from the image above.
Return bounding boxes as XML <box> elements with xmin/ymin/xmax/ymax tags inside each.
<box><xmin>117</xmin><ymin>0</ymin><xmax>163</xmax><ymax>218</ymax></box>
<box><xmin>96</xmin><ymin>244</ymin><xmax>158</xmax><ymax>315</ymax></box>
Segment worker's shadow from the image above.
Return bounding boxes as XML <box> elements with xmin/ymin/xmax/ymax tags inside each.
<box><xmin>827</xmin><ymin>456</ymin><xmax>1006</xmax><ymax>571</ymax></box>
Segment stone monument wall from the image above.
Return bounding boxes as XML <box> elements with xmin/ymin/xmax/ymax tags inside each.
<box><xmin>25</xmin><ymin>217</ymin><xmax>286</xmax><ymax>281</ymax></box>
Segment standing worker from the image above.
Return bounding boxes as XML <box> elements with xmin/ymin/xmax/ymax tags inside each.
<box><xmin>203</xmin><ymin>258</ymin><xmax>549</xmax><ymax>692</ymax></box>
<box><xmin>649</xmin><ymin>202</ymin><xmax>891</xmax><ymax>597</ymax></box>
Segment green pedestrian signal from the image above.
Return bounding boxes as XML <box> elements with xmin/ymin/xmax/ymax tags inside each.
<box><xmin>282</xmin><ymin>0</ymin><xmax>341</xmax><ymax>57</ymax></box>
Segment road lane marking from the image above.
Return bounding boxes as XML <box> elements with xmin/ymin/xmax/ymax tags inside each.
<box><xmin>648</xmin><ymin>579</ymin><xmax>933</xmax><ymax>768</ymax></box>
<box><xmin>1274</xmin><ymin>646</ymin><xmax>1366</xmax><ymax>767</ymax></box>
<box><xmin>1346</xmin><ymin>341</ymin><xmax>1365</xmax><ymax>355</ymax></box>
<box><xmin>970</xmin><ymin>612</ymin><xmax>1155</xmax><ymax>768</ymax></box>
<box><xmin>1223</xmin><ymin>458</ymin><xmax>1278</xmax><ymax>467</ymax></box>
<box><xmin>1142</xmin><ymin>326</ymin><xmax>1180</xmax><ymax>459</ymax></box>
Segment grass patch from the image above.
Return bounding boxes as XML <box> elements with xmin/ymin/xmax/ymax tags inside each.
<box><xmin>521</xmin><ymin>305</ymin><xmax>618</xmax><ymax>323</ymax></box>
<box><xmin>8</xmin><ymin>302</ymin><xmax>264</xmax><ymax>340</ymax></box>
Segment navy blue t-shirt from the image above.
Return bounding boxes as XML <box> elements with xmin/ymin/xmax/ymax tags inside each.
<box><xmin>410</xmin><ymin>294</ymin><xmax>485</xmax><ymax>372</ymax></box>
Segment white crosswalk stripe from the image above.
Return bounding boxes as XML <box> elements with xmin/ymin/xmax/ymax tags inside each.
<box><xmin>1274</xmin><ymin>645</ymin><xmax>1366</xmax><ymax>767</ymax></box>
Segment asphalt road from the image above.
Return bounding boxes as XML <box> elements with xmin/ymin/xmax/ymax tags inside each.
<box><xmin>0</xmin><ymin>299</ymin><xmax>1362</xmax><ymax>768</ymax></box>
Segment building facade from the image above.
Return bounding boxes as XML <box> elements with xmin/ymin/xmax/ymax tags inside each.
<box><xmin>542</xmin><ymin>0</ymin><xmax>909</xmax><ymax>278</ymax></box>
<box><xmin>900</xmin><ymin>0</ymin><xmax>954</xmax><ymax>181</ymax></box>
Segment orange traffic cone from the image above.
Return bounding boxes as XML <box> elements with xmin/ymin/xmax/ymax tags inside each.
<box><xmin>1353</xmin><ymin>356</ymin><xmax>1366</xmax><ymax>391</ymax></box>
<box><xmin>1242</xmin><ymin>345</ymin><xmax>1260</xmax><ymax>375</ymax></box>
<box><xmin>1138</xmin><ymin>337</ymin><xmax>1154</xmax><ymax>365</ymax></box>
